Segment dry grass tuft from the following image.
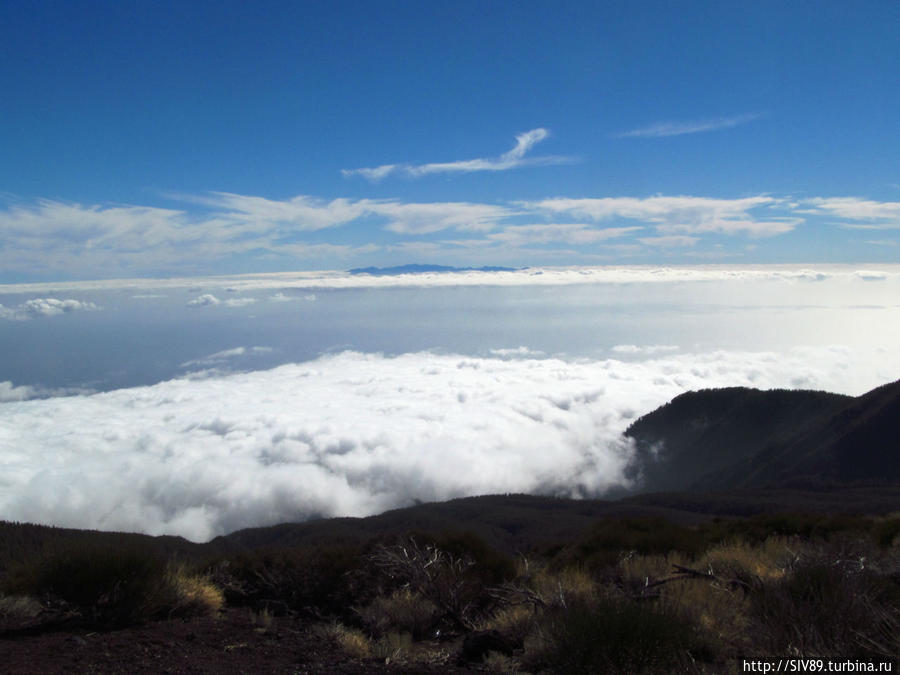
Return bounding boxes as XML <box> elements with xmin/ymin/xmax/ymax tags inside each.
<box><xmin>165</xmin><ymin>564</ymin><xmax>224</xmax><ymax>618</ymax></box>
<box><xmin>478</xmin><ymin>604</ymin><xmax>534</xmax><ymax>647</ymax></box>
<box><xmin>531</xmin><ymin>567</ymin><xmax>597</xmax><ymax>606</ymax></box>
<box><xmin>314</xmin><ymin>622</ymin><xmax>373</xmax><ymax>659</ymax></box>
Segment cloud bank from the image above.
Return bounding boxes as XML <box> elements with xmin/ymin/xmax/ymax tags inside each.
<box><xmin>1</xmin><ymin>347</ymin><xmax>891</xmax><ymax>542</ymax></box>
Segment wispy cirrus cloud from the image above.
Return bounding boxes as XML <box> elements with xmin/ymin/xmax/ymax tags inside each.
<box><xmin>615</xmin><ymin>113</ymin><xmax>763</xmax><ymax>138</ymax></box>
<box><xmin>342</xmin><ymin>128</ymin><xmax>573</xmax><ymax>181</ymax></box>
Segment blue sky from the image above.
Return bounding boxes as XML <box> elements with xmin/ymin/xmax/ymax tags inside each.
<box><xmin>2</xmin><ymin>0</ymin><xmax>899</xmax><ymax>281</ymax></box>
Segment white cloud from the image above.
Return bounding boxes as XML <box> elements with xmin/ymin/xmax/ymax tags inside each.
<box><xmin>487</xmin><ymin>224</ymin><xmax>643</xmax><ymax>247</ymax></box>
<box><xmin>340</xmin><ymin>164</ymin><xmax>399</xmax><ymax>181</ymax></box>
<box><xmin>0</xmin><ymin>298</ymin><xmax>100</xmax><ymax>320</ymax></box>
<box><xmin>194</xmin><ymin>193</ymin><xmax>513</xmax><ymax>236</ymax></box>
<box><xmin>0</xmin><ymin>381</ymin><xmax>37</xmax><ymax>402</ymax></box>
<box><xmin>342</xmin><ymin>128</ymin><xmax>572</xmax><ymax>180</ymax></box>
<box><xmin>186</xmin><ymin>294</ymin><xmax>221</xmax><ymax>307</ymax></box>
<box><xmin>616</xmin><ymin>113</ymin><xmax>763</xmax><ymax>138</ymax></box>
<box><xmin>802</xmin><ymin>197</ymin><xmax>900</xmax><ymax>229</ymax></box>
<box><xmin>1</xmin><ymin>347</ymin><xmax>893</xmax><ymax>541</ymax></box>
<box><xmin>198</xmin><ymin>192</ymin><xmax>374</xmax><ymax>231</ymax></box>
<box><xmin>375</xmin><ymin>201</ymin><xmax>513</xmax><ymax>234</ymax></box>
<box><xmin>186</xmin><ymin>294</ymin><xmax>256</xmax><ymax>308</ymax></box>
<box><xmin>528</xmin><ymin>195</ymin><xmax>796</xmax><ymax>238</ymax></box>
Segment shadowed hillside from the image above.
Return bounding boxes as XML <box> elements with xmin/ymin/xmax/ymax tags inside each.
<box><xmin>625</xmin><ymin>380</ymin><xmax>900</xmax><ymax>492</ymax></box>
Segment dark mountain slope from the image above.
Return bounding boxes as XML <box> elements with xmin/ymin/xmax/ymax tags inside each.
<box><xmin>626</xmin><ymin>380</ymin><xmax>900</xmax><ymax>492</ymax></box>
<box><xmin>624</xmin><ymin>387</ymin><xmax>850</xmax><ymax>492</ymax></box>
<box><xmin>703</xmin><ymin>378</ymin><xmax>900</xmax><ymax>488</ymax></box>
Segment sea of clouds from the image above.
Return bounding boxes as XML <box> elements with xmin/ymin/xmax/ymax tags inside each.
<box><xmin>1</xmin><ymin>345</ymin><xmax>895</xmax><ymax>542</ymax></box>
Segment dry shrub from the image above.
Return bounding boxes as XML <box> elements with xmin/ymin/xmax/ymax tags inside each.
<box><xmin>213</xmin><ymin>544</ymin><xmax>361</xmax><ymax>617</ymax></box>
<box><xmin>366</xmin><ymin>538</ymin><xmax>481</xmax><ymax>629</ymax></box>
<box><xmin>356</xmin><ymin>589</ymin><xmax>438</xmax><ymax>640</ymax></box>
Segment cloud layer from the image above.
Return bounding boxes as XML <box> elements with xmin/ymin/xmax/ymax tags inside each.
<box><xmin>1</xmin><ymin>347</ymin><xmax>892</xmax><ymax>542</ymax></box>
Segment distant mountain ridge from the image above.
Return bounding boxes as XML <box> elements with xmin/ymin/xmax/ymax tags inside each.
<box><xmin>625</xmin><ymin>379</ymin><xmax>900</xmax><ymax>491</ymax></box>
<box><xmin>348</xmin><ymin>264</ymin><xmax>519</xmax><ymax>275</ymax></box>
